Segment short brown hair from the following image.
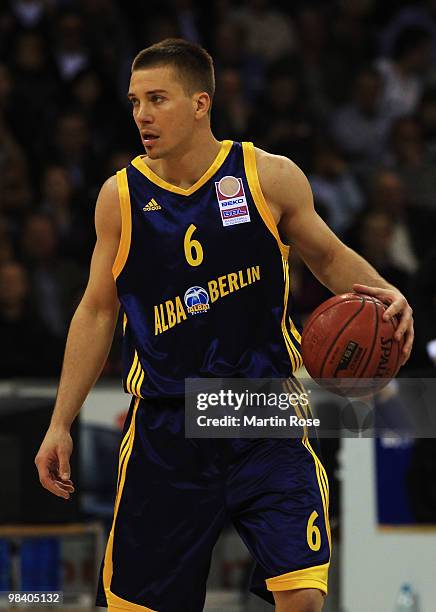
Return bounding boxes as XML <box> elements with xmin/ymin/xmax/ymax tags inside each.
<box><xmin>132</xmin><ymin>38</ymin><xmax>215</xmax><ymax>102</ymax></box>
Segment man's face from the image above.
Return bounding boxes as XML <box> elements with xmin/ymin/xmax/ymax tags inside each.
<box><xmin>128</xmin><ymin>66</ymin><xmax>200</xmax><ymax>160</ymax></box>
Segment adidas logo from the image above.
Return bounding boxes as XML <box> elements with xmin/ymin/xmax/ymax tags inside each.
<box><xmin>143</xmin><ymin>198</ymin><xmax>162</xmax><ymax>212</ymax></box>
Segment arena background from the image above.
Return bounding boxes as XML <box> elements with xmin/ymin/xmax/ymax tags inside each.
<box><xmin>1</xmin><ymin>0</ymin><xmax>436</xmax><ymax>610</ymax></box>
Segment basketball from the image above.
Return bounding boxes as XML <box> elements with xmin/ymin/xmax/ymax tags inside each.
<box><xmin>301</xmin><ymin>293</ymin><xmax>404</xmax><ymax>396</ymax></box>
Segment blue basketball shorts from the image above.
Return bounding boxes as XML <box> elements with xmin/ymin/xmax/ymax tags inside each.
<box><xmin>96</xmin><ymin>395</ymin><xmax>331</xmax><ymax>611</ymax></box>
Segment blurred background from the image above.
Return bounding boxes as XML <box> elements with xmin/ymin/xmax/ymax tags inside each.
<box><xmin>1</xmin><ymin>0</ymin><xmax>436</xmax><ymax>610</ymax></box>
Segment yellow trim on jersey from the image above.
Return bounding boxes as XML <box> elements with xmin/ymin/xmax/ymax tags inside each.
<box><xmin>119</xmin><ymin>423</ymin><xmax>132</xmax><ymax>457</ymax></box>
<box><xmin>305</xmin><ymin>438</ymin><xmax>331</xmax><ymax>549</ymax></box>
<box><xmin>117</xmin><ymin>440</ymin><xmax>131</xmax><ymax>487</ymax></box>
<box><xmin>285</xmin><ymin>378</ymin><xmax>332</xmax><ymax>557</ymax></box>
<box><xmin>289</xmin><ymin>316</ymin><xmax>302</xmax><ymax>343</ymax></box>
<box><xmin>112</xmin><ymin>169</ymin><xmax>132</xmax><ymax>279</ymax></box>
<box><xmin>285</xmin><ymin>378</ymin><xmax>308</xmax><ymax>440</ymax></box>
<box><xmin>107</xmin><ymin>590</ymin><xmax>156</xmax><ymax>611</ymax></box>
<box><xmin>281</xmin><ymin>259</ymin><xmax>303</xmax><ymax>371</ymax></box>
<box><xmin>266</xmin><ymin>561</ymin><xmax>329</xmax><ymax>595</ymax></box>
<box><xmin>126</xmin><ymin>352</ymin><xmax>139</xmax><ymax>394</ymax></box>
<box><xmin>242</xmin><ymin>142</ymin><xmax>289</xmax><ymax>259</ymax></box>
<box><xmin>122</xmin><ymin>313</ymin><xmax>128</xmax><ymax>335</ymax></box>
<box><xmin>136</xmin><ymin>369</ymin><xmax>145</xmax><ymax>398</ymax></box>
<box><xmin>117</xmin><ymin>420</ymin><xmax>134</xmax><ymax>487</ymax></box>
<box><xmin>104</xmin><ymin>399</ymin><xmax>149</xmax><ymax>609</ymax></box>
<box><xmin>131</xmin><ymin>359</ymin><xmax>142</xmax><ymax>395</ymax></box>
<box><xmin>131</xmin><ymin>140</ymin><xmax>233</xmax><ymax>196</ymax></box>
<box><xmin>125</xmin><ymin>350</ymin><xmax>144</xmax><ymax>398</ymax></box>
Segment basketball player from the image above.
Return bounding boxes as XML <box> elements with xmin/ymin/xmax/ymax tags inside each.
<box><xmin>35</xmin><ymin>39</ymin><xmax>414</xmax><ymax>612</ymax></box>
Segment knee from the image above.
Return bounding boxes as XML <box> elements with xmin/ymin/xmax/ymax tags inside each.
<box><xmin>273</xmin><ymin>588</ymin><xmax>324</xmax><ymax>612</ymax></box>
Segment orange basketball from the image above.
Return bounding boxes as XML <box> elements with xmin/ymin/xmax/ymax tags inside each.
<box><xmin>301</xmin><ymin>293</ymin><xmax>404</xmax><ymax>396</ymax></box>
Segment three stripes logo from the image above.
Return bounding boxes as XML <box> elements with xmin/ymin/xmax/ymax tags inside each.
<box><xmin>143</xmin><ymin>198</ymin><xmax>162</xmax><ymax>212</ymax></box>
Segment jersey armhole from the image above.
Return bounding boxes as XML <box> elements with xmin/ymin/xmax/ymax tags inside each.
<box><xmin>242</xmin><ymin>142</ymin><xmax>290</xmax><ymax>259</ymax></box>
<box><xmin>112</xmin><ymin>168</ymin><xmax>132</xmax><ymax>280</ymax></box>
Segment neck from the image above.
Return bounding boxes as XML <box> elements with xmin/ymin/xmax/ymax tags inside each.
<box><xmin>147</xmin><ymin>130</ymin><xmax>222</xmax><ymax>189</ymax></box>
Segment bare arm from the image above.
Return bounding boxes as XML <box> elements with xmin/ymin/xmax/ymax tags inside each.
<box><xmin>35</xmin><ymin>176</ymin><xmax>121</xmax><ymax>498</ymax></box>
<box><xmin>256</xmin><ymin>149</ymin><xmax>414</xmax><ymax>363</ymax></box>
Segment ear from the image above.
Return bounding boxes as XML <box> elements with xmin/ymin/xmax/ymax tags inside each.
<box><xmin>193</xmin><ymin>92</ymin><xmax>211</xmax><ymax>119</ymax></box>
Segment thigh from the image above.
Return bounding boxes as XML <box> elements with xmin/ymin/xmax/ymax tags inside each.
<box><xmin>99</xmin><ymin>398</ymin><xmax>228</xmax><ymax>612</ymax></box>
<box><xmin>228</xmin><ymin>437</ymin><xmax>331</xmax><ymax>605</ymax></box>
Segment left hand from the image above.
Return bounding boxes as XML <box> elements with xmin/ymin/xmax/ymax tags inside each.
<box><xmin>353</xmin><ymin>284</ymin><xmax>414</xmax><ymax>366</ymax></box>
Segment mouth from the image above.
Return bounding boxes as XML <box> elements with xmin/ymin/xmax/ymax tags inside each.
<box><xmin>141</xmin><ymin>131</ymin><xmax>160</xmax><ymax>146</ymax></box>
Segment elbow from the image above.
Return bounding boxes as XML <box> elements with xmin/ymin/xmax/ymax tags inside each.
<box><xmin>75</xmin><ymin>300</ymin><xmax>119</xmax><ymax>326</ymax></box>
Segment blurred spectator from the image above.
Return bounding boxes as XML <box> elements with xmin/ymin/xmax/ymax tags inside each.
<box><xmin>49</xmin><ymin>110</ymin><xmax>100</xmax><ymax>194</ymax></box>
<box><xmin>13</xmin><ymin>31</ymin><xmax>57</xmax><ymax>85</ymax></box>
<box><xmin>213</xmin><ymin>19</ymin><xmax>264</xmax><ymax>101</ymax></box>
<box><xmin>296</xmin><ymin>6</ymin><xmax>333</xmax><ymax>118</ymax></box>
<box><xmin>21</xmin><ymin>213</ymin><xmax>85</xmax><ymax>338</ymax></box>
<box><xmin>0</xmin><ymin>152</ymin><xmax>33</xmax><ymax>226</ymax></box>
<box><xmin>0</xmin><ymin>216</ymin><xmax>14</xmax><ymax>265</ymax></box>
<box><xmin>0</xmin><ymin>261</ymin><xmax>62</xmax><ymax>378</ymax></box>
<box><xmin>348</xmin><ymin>209</ymin><xmax>410</xmax><ymax>293</ymax></box>
<box><xmin>143</xmin><ymin>14</ymin><xmax>180</xmax><ymax>46</ymax></box>
<box><xmin>40</xmin><ymin>165</ymin><xmax>75</xmax><ymax>234</ymax></box>
<box><xmin>0</xmin><ymin>64</ymin><xmax>39</xmax><ymax>187</ymax></box>
<box><xmin>9</xmin><ymin>0</ymin><xmax>49</xmax><ymax>29</ymax></box>
<box><xmin>417</xmin><ymin>88</ymin><xmax>436</xmax><ymax>154</ymax></box>
<box><xmin>105</xmin><ymin>150</ymin><xmax>137</xmax><ymax>179</ymax></box>
<box><xmin>248</xmin><ymin>65</ymin><xmax>315</xmax><ymax>169</ymax></box>
<box><xmin>330</xmin><ymin>66</ymin><xmax>389</xmax><ymax>167</ymax></box>
<box><xmin>0</xmin><ymin>62</ymin><xmax>17</xmax><ymax>139</ymax></box>
<box><xmin>212</xmin><ymin>68</ymin><xmax>250</xmax><ymax>141</ymax></box>
<box><xmin>0</xmin><ymin>61</ymin><xmax>11</xmax><ymax>106</ymax></box>
<box><xmin>380</xmin><ymin>0</ymin><xmax>436</xmax><ymax>64</ymax></box>
<box><xmin>386</xmin><ymin>116</ymin><xmax>436</xmax><ymax>210</ymax></box>
<box><xmin>52</xmin><ymin>11</ymin><xmax>92</xmax><ymax>81</ymax></box>
<box><xmin>40</xmin><ymin>164</ymin><xmax>94</xmax><ymax>263</ymax></box>
<box><xmin>376</xmin><ymin>26</ymin><xmax>433</xmax><ymax>120</ymax></box>
<box><xmin>309</xmin><ymin>142</ymin><xmax>365</xmax><ymax>236</ymax></box>
<box><xmin>330</xmin><ymin>0</ymin><xmax>377</xmax><ymax>64</ymax></box>
<box><xmin>368</xmin><ymin>169</ymin><xmax>419</xmax><ymax>274</ymax></box>
<box><xmin>78</xmin><ymin>0</ymin><xmax>130</xmax><ymax>80</ymax></box>
<box><xmin>172</xmin><ymin>0</ymin><xmax>201</xmax><ymax>43</ymax></box>
<box><xmin>9</xmin><ymin>32</ymin><xmax>58</xmax><ymax>160</ymax></box>
<box><xmin>324</xmin><ymin>0</ymin><xmax>378</xmax><ymax>108</ymax></box>
<box><xmin>68</xmin><ymin>68</ymin><xmax>132</xmax><ymax>156</ymax></box>
<box><xmin>407</xmin><ymin>247</ymin><xmax>436</xmax><ymax>372</ymax></box>
<box><xmin>230</xmin><ymin>0</ymin><xmax>297</xmax><ymax>64</ymax></box>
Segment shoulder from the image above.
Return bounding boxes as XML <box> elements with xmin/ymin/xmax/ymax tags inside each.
<box><xmin>95</xmin><ymin>175</ymin><xmax>121</xmax><ymax>236</ymax></box>
<box><xmin>98</xmin><ymin>174</ymin><xmax>119</xmax><ymax>200</ymax></box>
<box><xmin>253</xmin><ymin>146</ymin><xmax>313</xmax><ymax>215</ymax></box>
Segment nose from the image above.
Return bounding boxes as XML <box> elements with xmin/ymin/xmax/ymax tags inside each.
<box><xmin>136</xmin><ymin>103</ymin><xmax>153</xmax><ymax>124</ymax></box>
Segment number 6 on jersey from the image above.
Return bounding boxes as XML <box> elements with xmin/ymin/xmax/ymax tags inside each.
<box><xmin>307</xmin><ymin>510</ymin><xmax>321</xmax><ymax>551</ymax></box>
<box><xmin>184</xmin><ymin>224</ymin><xmax>204</xmax><ymax>267</ymax></box>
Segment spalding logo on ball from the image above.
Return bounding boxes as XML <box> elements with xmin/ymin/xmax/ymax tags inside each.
<box><xmin>184</xmin><ymin>286</ymin><xmax>210</xmax><ymax>315</ymax></box>
<box><xmin>301</xmin><ymin>293</ymin><xmax>404</xmax><ymax>397</ymax></box>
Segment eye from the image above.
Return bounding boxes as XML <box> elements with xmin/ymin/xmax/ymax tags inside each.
<box><xmin>151</xmin><ymin>95</ymin><xmax>164</xmax><ymax>103</ymax></box>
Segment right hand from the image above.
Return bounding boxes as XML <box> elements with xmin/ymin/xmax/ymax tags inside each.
<box><xmin>35</xmin><ymin>427</ymin><xmax>75</xmax><ymax>500</ymax></box>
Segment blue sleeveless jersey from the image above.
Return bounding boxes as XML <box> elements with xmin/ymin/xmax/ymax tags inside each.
<box><xmin>113</xmin><ymin>141</ymin><xmax>302</xmax><ymax>397</ymax></box>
